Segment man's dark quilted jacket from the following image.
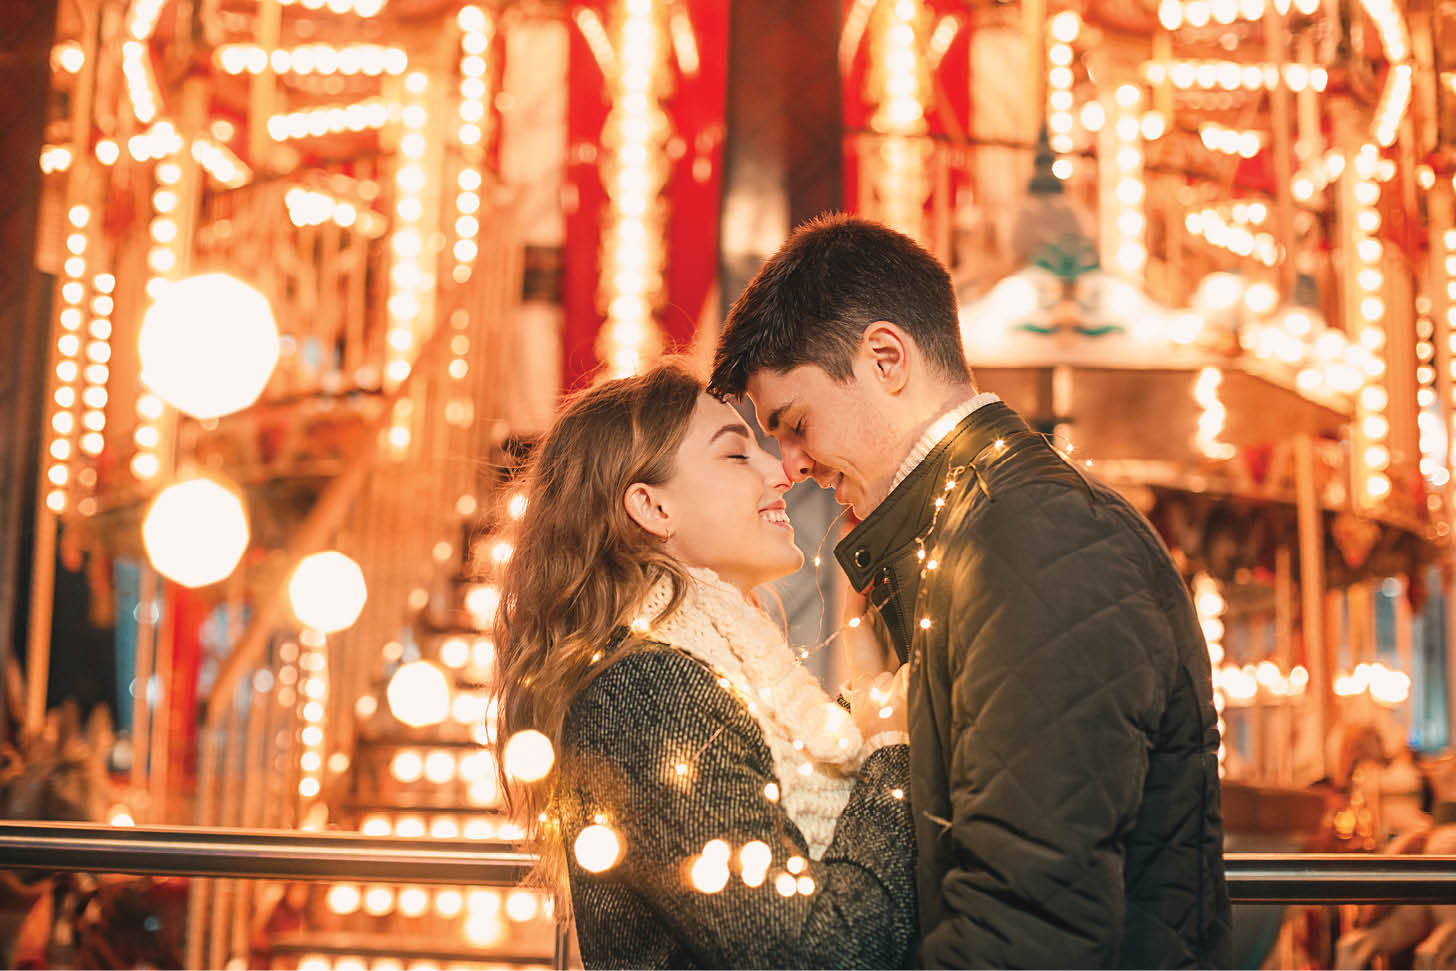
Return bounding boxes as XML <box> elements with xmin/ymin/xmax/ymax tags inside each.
<box><xmin>557</xmin><ymin>646</ymin><xmax>918</xmax><ymax>968</ymax></box>
<box><xmin>836</xmin><ymin>401</ymin><xmax>1232</xmax><ymax>969</ymax></box>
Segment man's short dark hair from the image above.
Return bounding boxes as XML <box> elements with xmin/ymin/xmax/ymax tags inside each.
<box><xmin>709</xmin><ymin>213</ymin><xmax>971</xmax><ymax>398</ymax></box>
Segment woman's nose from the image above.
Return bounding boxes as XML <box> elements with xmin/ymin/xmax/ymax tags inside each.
<box><xmin>756</xmin><ymin>444</ymin><xmax>792</xmax><ymax>492</ymax></box>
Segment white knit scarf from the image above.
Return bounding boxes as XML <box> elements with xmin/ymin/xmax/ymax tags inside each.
<box><xmin>637</xmin><ymin>567</ymin><xmax>871</xmax><ymax>858</ymax></box>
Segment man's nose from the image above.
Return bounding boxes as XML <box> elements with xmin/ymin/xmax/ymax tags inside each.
<box><xmin>779</xmin><ymin>441</ymin><xmax>814</xmax><ymax>482</ymax></box>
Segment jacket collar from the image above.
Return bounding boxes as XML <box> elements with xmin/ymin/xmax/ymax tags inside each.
<box><xmin>835</xmin><ymin>401</ymin><xmax>1033</xmax><ymax>592</ymax></box>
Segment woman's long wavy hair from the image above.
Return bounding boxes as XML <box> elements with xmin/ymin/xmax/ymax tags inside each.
<box><xmin>493</xmin><ymin>362</ymin><xmax>702</xmax><ymax>889</ymax></box>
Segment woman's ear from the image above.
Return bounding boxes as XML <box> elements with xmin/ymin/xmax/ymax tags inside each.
<box><xmin>624</xmin><ymin>482</ymin><xmax>672</xmax><ymax>540</ymax></box>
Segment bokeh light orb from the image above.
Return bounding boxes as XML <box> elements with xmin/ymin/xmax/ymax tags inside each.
<box><xmin>573</xmin><ymin>824</ymin><xmax>622</xmax><ymax>873</ymax></box>
<box><xmin>138</xmin><ymin>273</ymin><xmax>280</xmax><ymax>420</ymax></box>
<box><xmin>288</xmin><ymin>551</ymin><xmax>367</xmax><ymax>633</ymax></box>
<box><xmin>142</xmin><ymin>476</ymin><xmax>249</xmax><ymax>587</ymax></box>
<box><xmin>502</xmin><ymin>729</ymin><xmax>555</xmax><ymax>782</ymax></box>
<box><xmin>386</xmin><ymin>661</ymin><xmax>450</xmax><ymax>728</ymax></box>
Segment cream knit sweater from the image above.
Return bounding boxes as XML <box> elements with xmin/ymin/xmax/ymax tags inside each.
<box><xmin>638</xmin><ymin>567</ymin><xmax>904</xmax><ymax>858</ymax></box>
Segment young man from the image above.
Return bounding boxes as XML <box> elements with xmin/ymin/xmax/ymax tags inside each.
<box><xmin>709</xmin><ymin>213</ymin><xmax>1232</xmax><ymax>969</ymax></box>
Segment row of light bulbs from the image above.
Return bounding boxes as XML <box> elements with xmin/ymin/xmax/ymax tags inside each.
<box><xmin>1107</xmin><ymin>85</ymin><xmax>1147</xmax><ymax>276</ymax></box>
<box><xmin>452</xmin><ymin>5</ymin><xmax>493</xmax><ymax>285</ymax></box>
<box><xmin>272</xmin><ymin>0</ymin><xmax>386</xmax><ymax>14</ymax></box>
<box><xmin>596</xmin><ymin>0</ymin><xmax>670</xmax><ymax>378</ymax></box>
<box><xmin>284</xmin><ymin>186</ymin><xmax>387</xmax><ymax>236</ymax></box>
<box><xmin>1440</xmin><ymin>232</ymin><xmax>1456</xmax><ymax>487</ymax></box>
<box><xmin>297</xmin><ymin>956</ymin><xmax>548</xmax><ymax>971</ymax></box>
<box><xmin>1156</xmin><ymin>0</ymin><xmax>1319</xmax><ymax>30</ymax></box>
<box><xmin>869</xmin><ymin>0</ymin><xmax>932</xmax><ymax>241</ymax></box>
<box><xmin>216</xmin><ymin>43</ymin><xmax>409</xmax><ymax>77</ymax></box>
<box><xmin>1045</xmin><ymin>12</ymin><xmax>1080</xmax><ymax>159</ymax></box>
<box><xmin>1413</xmin><ymin>297</ymin><xmax>1448</xmax><ymax>490</ymax></box>
<box><xmin>267</xmin><ymin>98</ymin><xmax>396</xmax><ymax>141</ymax></box>
<box><xmin>1333</xmin><ymin>661</ymin><xmax>1412</xmax><ymax>705</ymax></box>
<box><xmin>383</xmin><ymin>71</ymin><xmax>433</xmax><ymax>458</ymax></box>
<box><xmin>1144</xmin><ymin>60</ymin><xmax>1328</xmax><ymax>93</ymax></box>
<box><xmin>1185</xmin><ymin>207</ymin><xmax>1281</xmax><ymax>267</ymax></box>
<box><xmin>1217</xmin><ymin>661</ymin><xmax>1311</xmax><ymax>704</ymax></box>
<box><xmin>45</xmin><ymin>206</ymin><xmax>108</xmax><ymax>514</ymax></box>
<box><xmin>1199</xmin><ymin>122</ymin><xmax>1262</xmax><ymax>158</ymax></box>
<box><xmin>1347</xmin><ymin>144</ymin><xmax>1391</xmax><ymax>504</ymax></box>
<box><xmin>322</xmin><ymin>884</ymin><xmax>546</xmax><ymax>923</ymax></box>
<box><xmin>357</xmin><ymin>812</ymin><xmax>522</xmax><ymax>842</ymax></box>
<box><xmin>297</xmin><ymin>634</ymin><xmax>330</xmax><ymax>802</ymax></box>
<box><xmin>387</xmin><ymin>746</ymin><xmax>499</xmax><ymax>791</ymax></box>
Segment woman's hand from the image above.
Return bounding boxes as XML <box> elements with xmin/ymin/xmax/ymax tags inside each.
<box><xmin>844</xmin><ymin>666</ymin><xmax>908</xmax><ymax>739</ymax></box>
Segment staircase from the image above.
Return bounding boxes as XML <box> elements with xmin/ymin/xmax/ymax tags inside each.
<box><xmin>251</xmin><ymin>489</ymin><xmax>560</xmax><ymax>971</ymax></box>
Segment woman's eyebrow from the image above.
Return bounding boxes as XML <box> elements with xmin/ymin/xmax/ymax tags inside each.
<box><xmin>710</xmin><ymin>422</ymin><xmax>752</xmax><ymax>444</ymax></box>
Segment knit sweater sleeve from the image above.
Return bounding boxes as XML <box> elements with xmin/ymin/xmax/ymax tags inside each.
<box><xmin>559</xmin><ymin>649</ymin><xmax>917</xmax><ymax>969</ymax></box>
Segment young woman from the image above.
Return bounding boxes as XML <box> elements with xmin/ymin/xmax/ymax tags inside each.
<box><xmin>495</xmin><ymin>363</ymin><xmax>915</xmax><ymax>969</ymax></box>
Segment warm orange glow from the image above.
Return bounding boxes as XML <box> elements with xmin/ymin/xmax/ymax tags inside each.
<box><xmin>138</xmin><ymin>274</ymin><xmax>279</xmax><ymax>420</ymax></box>
<box><xmin>386</xmin><ymin>662</ymin><xmax>450</xmax><ymax>728</ymax></box>
<box><xmin>288</xmin><ymin>551</ymin><xmax>367</xmax><ymax>633</ymax></box>
<box><xmin>141</xmin><ymin>477</ymin><xmax>250</xmax><ymax>587</ymax></box>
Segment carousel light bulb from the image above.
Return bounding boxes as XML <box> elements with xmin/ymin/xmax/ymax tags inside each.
<box><xmin>424</xmin><ymin>749</ymin><xmax>456</xmax><ymax>784</ymax></box>
<box><xmin>390</xmin><ymin>749</ymin><xmax>424</xmax><ymax>783</ymax></box>
<box><xmin>328</xmin><ymin>883</ymin><xmax>362</xmax><ymax>915</ymax></box>
<box><xmin>504</xmin><ymin>890</ymin><xmax>539</xmax><ymax>922</ymax></box>
<box><xmin>142</xmin><ymin>476</ymin><xmax>250</xmax><ymax>587</ymax></box>
<box><xmin>288</xmin><ymin>551</ymin><xmax>367</xmax><ymax>633</ymax></box>
<box><xmin>386</xmin><ymin>662</ymin><xmax>450</xmax><ymax>728</ymax></box>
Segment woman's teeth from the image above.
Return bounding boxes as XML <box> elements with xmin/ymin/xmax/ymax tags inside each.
<box><xmin>760</xmin><ymin>509</ymin><xmax>791</xmax><ymax>526</ymax></box>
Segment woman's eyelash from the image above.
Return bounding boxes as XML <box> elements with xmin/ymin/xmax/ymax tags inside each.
<box><xmin>793</xmin><ymin>421</ymin><xmax>805</xmax><ymax>436</ymax></box>
<box><xmin>727</xmin><ymin>453</ymin><xmax>749</xmax><ymax>461</ymax></box>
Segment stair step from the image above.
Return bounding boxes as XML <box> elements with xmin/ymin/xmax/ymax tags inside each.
<box><xmin>269</xmin><ymin>929</ymin><xmax>553</xmax><ymax>970</ymax></box>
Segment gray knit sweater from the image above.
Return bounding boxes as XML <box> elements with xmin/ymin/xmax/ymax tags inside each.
<box><xmin>558</xmin><ymin>646</ymin><xmax>917</xmax><ymax>969</ymax></box>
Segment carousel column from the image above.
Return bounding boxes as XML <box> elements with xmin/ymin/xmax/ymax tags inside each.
<box><xmin>148</xmin><ymin>77</ymin><xmax>210</xmax><ymax>825</ymax></box>
<box><xmin>0</xmin><ymin>0</ymin><xmax>60</xmax><ymax>742</ymax></box>
<box><xmin>23</xmin><ymin>0</ymin><xmax>95</xmax><ymax>734</ymax></box>
<box><xmin>1333</xmin><ymin>98</ymin><xmax>1393</xmax><ymax>512</ymax></box>
<box><xmin>1429</xmin><ymin>183</ymin><xmax>1456</xmax><ymax>742</ymax></box>
<box><xmin>1296</xmin><ymin>434</ymin><xmax>1330</xmax><ymax>778</ymax></box>
<box><xmin>1265</xmin><ymin>5</ymin><xmax>1296</xmax><ymax>296</ymax></box>
<box><xmin>1276</xmin><ymin>544</ymin><xmax>1295</xmax><ymax>783</ymax></box>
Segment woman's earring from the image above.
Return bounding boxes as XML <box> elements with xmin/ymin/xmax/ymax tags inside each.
<box><xmin>663</xmin><ymin>527</ymin><xmax>673</xmax><ymax>541</ymax></box>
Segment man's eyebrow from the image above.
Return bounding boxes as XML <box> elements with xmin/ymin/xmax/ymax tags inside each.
<box><xmin>764</xmin><ymin>400</ymin><xmax>797</xmax><ymax>433</ymax></box>
<box><xmin>710</xmin><ymin>422</ymin><xmax>752</xmax><ymax>444</ymax></box>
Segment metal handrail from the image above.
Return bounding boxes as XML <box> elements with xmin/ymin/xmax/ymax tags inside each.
<box><xmin>0</xmin><ymin>822</ymin><xmax>534</xmax><ymax>885</ymax></box>
<box><xmin>3</xmin><ymin>823</ymin><xmax>1456</xmax><ymax>904</ymax></box>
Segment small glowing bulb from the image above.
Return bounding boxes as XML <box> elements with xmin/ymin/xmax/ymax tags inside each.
<box><xmin>574</xmin><ymin>824</ymin><xmax>622</xmax><ymax>873</ymax></box>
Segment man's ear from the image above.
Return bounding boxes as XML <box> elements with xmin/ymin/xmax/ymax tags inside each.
<box><xmin>860</xmin><ymin>321</ymin><xmax>911</xmax><ymax>394</ymax></box>
<box><xmin>624</xmin><ymin>482</ymin><xmax>672</xmax><ymax>539</ymax></box>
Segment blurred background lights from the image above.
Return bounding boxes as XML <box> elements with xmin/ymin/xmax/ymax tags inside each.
<box><xmin>386</xmin><ymin>661</ymin><xmax>450</xmax><ymax>728</ymax></box>
<box><xmin>288</xmin><ymin>551</ymin><xmax>368</xmax><ymax>633</ymax></box>
<box><xmin>137</xmin><ymin>273</ymin><xmax>280</xmax><ymax>419</ymax></box>
<box><xmin>502</xmin><ymin>728</ymin><xmax>555</xmax><ymax>782</ymax></box>
<box><xmin>141</xmin><ymin>476</ymin><xmax>250</xmax><ymax>587</ymax></box>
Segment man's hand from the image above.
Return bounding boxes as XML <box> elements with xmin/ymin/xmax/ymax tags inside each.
<box><xmin>844</xmin><ymin>666</ymin><xmax>908</xmax><ymax>738</ymax></box>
